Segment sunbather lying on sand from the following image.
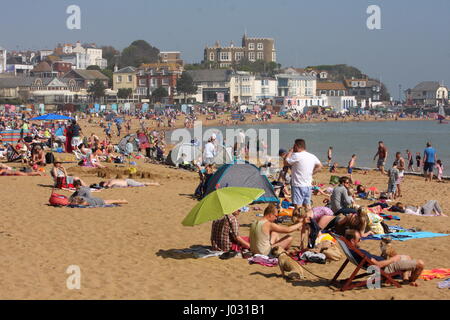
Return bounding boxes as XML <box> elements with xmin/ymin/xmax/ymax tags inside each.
<box><xmin>98</xmin><ymin>178</ymin><xmax>160</xmax><ymax>188</ymax></box>
<box><xmin>0</xmin><ymin>165</ymin><xmax>43</xmax><ymax>176</ymax></box>
<box><xmin>70</xmin><ymin>196</ymin><xmax>128</xmax><ymax>206</ymax></box>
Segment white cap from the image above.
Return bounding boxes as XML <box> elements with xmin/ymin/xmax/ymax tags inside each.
<box><xmin>211</xmin><ymin>133</ymin><xmax>217</xmax><ymax>140</ymax></box>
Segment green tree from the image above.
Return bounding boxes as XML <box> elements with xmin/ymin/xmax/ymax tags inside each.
<box><xmin>88</xmin><ymin>79</ymin><xmax>106</xmax><ymax>102</ymax></box>
<box><xmin>101</xmin><ymin>68</ymin><xmax>113</xmax><ymax>87</ymax></box>
<box><xmin>120</xmin><ymin>40</ymin><xmax>160</xmax><ymax>68</ymax></box>
<box><xmin>86</xmin><ymin>65</ymin><xmax>101</xmax><ymax>71</ymax></box>
<box><xmin>102</xmin><ymin>45</ymin><xmax>120</xmax><ymax>70</ymax></box>
<box><xmin>151</xmin><ymin>87</ymin><xmax>168</xmax><ymax>103</ymax></box>
<box><xmin>117</xmin><ymin>88</ymin><xmax>133</xmax><ymax>99</ymax></box>
<box><xmin>176</xmin><ymin>72</ymin><xmax>198</xmax><ymax>103</ymax></box>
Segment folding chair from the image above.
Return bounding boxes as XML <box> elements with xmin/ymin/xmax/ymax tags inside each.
<box><xmin>6</xmin><ymin>144</ymin><xmax>22</xmax><ymax>162</ymax></box>
<box><xmin>330</xmin><ymin>233</ymin><xmax>402</xmax><ymax>291</ymax></box>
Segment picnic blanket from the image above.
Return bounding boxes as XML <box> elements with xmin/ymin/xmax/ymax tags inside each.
<box><xmin>419</xmin><ymin>269</ymin><xmax>450</xmax><ymax>281</ymax></box>
<box><xmin>380</xmin><ymin>214</ymin><xmax>401</xmax><ymax>221</ymax></box>
<box><xmin>363</xmin><ymin>231</ymin><xmax>449</xmax><ymax>241</ymax></box>
<box><xmin>67</xmin><ymin>204</ymin><xmax>119</xmax><ymax>208</ymax></box>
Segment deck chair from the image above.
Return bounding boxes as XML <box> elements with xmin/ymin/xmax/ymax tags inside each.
<box><xmin>6</xmin><ymin>144</ymin><xmax>22</xmax><ymax>162</ymax></box>
<box><xmin>330</xmin><ymin>233</ymin><xmax>402</xmax><ymax>291</ymax></box>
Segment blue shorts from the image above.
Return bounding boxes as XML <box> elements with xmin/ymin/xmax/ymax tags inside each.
<box><xmin>388</xmin><ymin>183</ymin><xmax>397</xmax><ymax>194</ymax></box>
<box><xmin>291</xmin><ymin>186</ymin><xmax>312</xmax><ymax>206</ymax></box>
<box><xmin>423</xmin><ymin>162</ymin><xmax>434</xmax><ymax>173</ymax></box>
<box><xmin>347</xmin><ymin>167</ymin><xmax>353</xmax><ymax>174</ymax></box>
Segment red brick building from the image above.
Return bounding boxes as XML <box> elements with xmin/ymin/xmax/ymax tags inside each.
<box><xmin>136</xmin><ymin>63</ymin><xmax>183</xmax><ymax>104</ymax></box>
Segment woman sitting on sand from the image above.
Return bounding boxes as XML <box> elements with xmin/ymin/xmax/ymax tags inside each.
<box><xmin>51</xmin><ymin>159</ymin><xmax>87</xmax><ymax>188</ymax></box>
<box><xmin>29</xmin><ymin>145</ymin><xmax>46</xmax><ymax>167</ymax></box>
<box><xmin>70</xmin><ymin>196</ymin><xmax>128</xmax><ymax>206</ymax></box>
<box><xmin>0</xmin><ymin>164</ymin><xmax>43</xmax><ymax>176</ymax></box>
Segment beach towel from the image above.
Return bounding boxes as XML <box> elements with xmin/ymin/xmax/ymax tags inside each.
<box><xmin>419</xmin><ymin>269</ymin><xmax>450</xmax><ymax>281</ymax></box>
<box><xmin>380</xmin><ymin>214</ymin><xmax>401</xmax><ymax>221</ymax></box>
<box><xmin>67</xmin><ymin>204</ymin><xmax>119</xmax><ymax>208</ymax></box>
<box><xmin>437</xmin><ymin>278</ymin><xmax>450</xmax><ymax>288</ymax></box>
<box><xmin>363</xmin><ymin>231</ymin><xmax>449</xmax><ymax>241</ymax></box>
<box><xmin>60</xmin><ymin>187</ymin><xmax>101</xmax><ymax>193</ymax></box>
<box><xmin>248</xmin><ymin>254</ymin><xmax>278</xmax><ymax>267</ymax></box>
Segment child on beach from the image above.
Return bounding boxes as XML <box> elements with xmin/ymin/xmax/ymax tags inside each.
<box><xmin>387</xmin><ymin>162</ymin><xmax>399</xmax><ymax>200</ymax></box>
<box><xmin>415</xmin><ymin>152</ymin><xmax>421</xmax><ymax>171</ymax></box>
<box><xmin>348</xmin><ymin>154</ymin><xmax>356</xmax><ymax>181</ymax></box>
<box><xmin>436</xmin><ymin>160</ymin><xmax>444</xmax><ymax>182</ymax></box>
<box><xmin>329</xmin><ymin>162</ymin><xmax>338</xmax><ymax>173</ymax></box>
<box><xmin>327</xmin><ymin>147</ymin><xmax>333</xmax><ymax>167</ymax></box>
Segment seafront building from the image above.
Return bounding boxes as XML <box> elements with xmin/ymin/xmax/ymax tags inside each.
<box><xmin>204</xmin><ymin>34</ymin><xmax>276</xmax><ymax>68</ymax></box>
<box><xmin>405</xmin><ymin>81</ymin><xmax>448</xmax><ymax>106</ymax></box>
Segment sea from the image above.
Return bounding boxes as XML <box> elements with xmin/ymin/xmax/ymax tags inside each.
<box><xmin>168</xmin><ymin>120</ymin><xmax>450</xmax><ymax>175</ymax></box>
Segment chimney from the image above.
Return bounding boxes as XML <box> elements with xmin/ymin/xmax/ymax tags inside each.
<box><xmin>114</xmin><ymin>65</ymin><xmax>118</xmax><ymax>72</ymax></box>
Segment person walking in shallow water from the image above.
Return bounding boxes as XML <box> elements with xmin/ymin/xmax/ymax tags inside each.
<box><xmin>373</xmin><ymin>141</ymin><xmax>388</xmax><ymax>175</ymax></box>
<box><xmin>327</xmin><ymin>146</ymin><xmax>333</xmax><ymax>167</ymax></box>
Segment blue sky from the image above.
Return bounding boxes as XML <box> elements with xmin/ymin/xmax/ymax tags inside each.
<box><xmin>1</xmin><ymin>0</ymin><xmax>449</xmax><ymax>99</ymax></box>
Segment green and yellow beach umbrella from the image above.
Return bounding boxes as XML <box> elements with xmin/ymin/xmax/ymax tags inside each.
<box><xmin>182</xmin><ymin>187</ymin><xmax>264</xmax><ymax>226</ymax></box>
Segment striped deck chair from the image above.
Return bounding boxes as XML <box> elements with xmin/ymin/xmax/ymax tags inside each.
<box><xmin>330</xmin><ymin>233</ymin><xmax>402</xmax><ymax>291</ymax></box>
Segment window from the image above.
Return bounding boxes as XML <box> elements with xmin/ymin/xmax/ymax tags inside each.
<box><xmin>272</xmin><ymin>52</ymin><xmax>276</xmax><ymax>62</ymax></box>
<box><xmin>235</xmin><ymin>52</ymin><xmax>243</xmax><ymax>61</ymax></box>
<box><xmin>220</xmin><ymin>52</ymin><xmax>230</xmax><ymax>61</ymax></box>
<box><xmin>352</xmin><ymin>81</ymin><xmax>358</xmax><ymax>87</ymax></box>
<box><xmin>241</xmin><ymin>85</ymin><xmax>251</xmax><ymax>94</ymax></box>
<box><xmin>209</xmin><ymin>52</ymin><xmax>215</xmax><ymax>61</ymax></box>
<box><xmin>248</xmin><ymin>43</ymin><xmax>255</xmax><ymax>50</ymax></box>
<box><xmin>151</xmin><ymin>79</ymin><xmax>158</xmax><ymax>87</ymax></box>
<box><xmin>359</xmin><ymin>81</ymin><xmax>366</xmax><ymax>87</ymax></box>
<box><xmin>162</xmin><ymin>79</ymin><xmax>169</xmax><ymax>85</ymax></box>
<box><xmin>257</xmin><ymin>43</ymin><xmax>263</xmax><ymax>50</ymax></box>
<box><xmin>139</xmin><ymin>79</ymin><xmax>146</xmax><ymax>86</ymax></box>
<box><xmin>248</xmin><ymin>52</ymin><xmax>255</xmax><ymax>61</ymax></box>
<box><xmin>128</xmin><ymin>75</ymin><xmax>132</xmax><ymax>82</ymax></box>
<box><xmin>117</xmin><ymin>75</ymin><xmax>122</xmax><ymax>83</ymax></box>
<box><xmin>257</xmin><ymin>52</ymin><xmax>264</xmax><ymax>60</ymax></box>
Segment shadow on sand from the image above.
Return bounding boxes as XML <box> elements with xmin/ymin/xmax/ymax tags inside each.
<box><xmin>156</xmin><ymin>244</ymin><xmax>218</xmax><ymax>260</ymax></box>
<box><xmin>249</xmin><ymin>271</ymin><xmax>331</xmax><ymax>288</ymax></box>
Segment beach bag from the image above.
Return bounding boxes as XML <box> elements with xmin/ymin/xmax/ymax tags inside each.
<box><xmin>49</xmin><ymin>192</ymin><xmax>69</xmax><ymax>206</ymax></box>
<box><xmin>46</xmin><ymin>152</ymin><xmax>55</xmax><ymax>164</ymax></box>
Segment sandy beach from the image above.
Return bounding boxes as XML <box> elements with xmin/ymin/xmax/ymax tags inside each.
<box><xmin>0</xmin><ymin>116</ymin><xmax>449</xmax><ymax>300</ymax></box>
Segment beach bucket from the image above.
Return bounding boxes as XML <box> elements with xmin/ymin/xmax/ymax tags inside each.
<box><xmin>56</xmin><ymin>147</ymin><xmax>63</xmax><ymax>153</ymax></box>
<box><xmin>130</xmin><ymin>161</ymin><xmax>137</xmax><ymax>166</ymax></box>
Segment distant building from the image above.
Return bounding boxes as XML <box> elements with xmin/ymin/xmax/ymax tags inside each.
<box><xmin>204</xmin><ymin>34</ymin><xmax>276</xmax><ymax>68</ymax></box>
<box><xmin>316</xmin><ymin>81</ymin><xmax>348</xmax><ymax>97</ymax></box>
<box><xmin>405</xmin><ymin>81</ymin><xmax>448</xmax><ymax>106</ymax></box>
<box><xmin>113</xmin><ymin>66</ymin><xmax>137</xmax><ymax>92</ymax></box>
<box><xmin>136</xmin><ymin>63</ymin><xmax>183</xmax><ymax>103</ymax></box>
<box><xmin>51</xmin><ymin>61</ymin><xmax>73</xmax><ymax>77</ymax></box>
<box><xmin>276</xmin><ymin>74</ymin><xmax>317</xmax><ymax>97</ymax></box>
<box><xmin>62</xmin><ymin>69</ymin><xmax>110</xmax><ymax>90</ymax></box>
<box><xmin>344</xmin><ymin>78</ymin><xmax>382</xmax><ymax>105</ymax></box>
<box><xmin>30</xmin><ymin>61</ymin><xmax>57</xmax><ymax>78</ymax></box>
<box><xmin>159</xmin><ymin>51</ymin><xmax>183</xmax><ymax>66</ymax></box>
<box><xmin>0</xmin><ymin>47</ymin><xmax>7</xmax><ymax>73</ymax></box>
<box><xmin>55</xmin><ymin>42</ymin><xmax>107</xmax><ymax>69</ymax></box>
<box><xmin>187</xmin><ymin>69</ymin><xmax>233</xmax><ymax>103</ymax></box>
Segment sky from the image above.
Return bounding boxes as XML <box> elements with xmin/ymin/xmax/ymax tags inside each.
<box><xmin>1</xmin><ymin>0</ymin><xmax>449</xmax><ymax>99</ymax></box>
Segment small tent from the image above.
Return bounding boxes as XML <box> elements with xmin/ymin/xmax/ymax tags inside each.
<box><xmin>166</xmin><ymin>143</ymin><xmax>202</xmax><ymax>166</ymax></box>
<box><xmin>117</xmin><ymin>134</ymin><xmax>139</xmax><ymax>154</ymax></box>
<box><xmin>204</xmin><ymin>162</ymin><xmax>278</xmax><ymax>203</ymax></box>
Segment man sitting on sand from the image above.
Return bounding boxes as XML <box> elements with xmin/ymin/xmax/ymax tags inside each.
<box><xmin>211</xmin><ymin>209</ymin><xmax>250</xmax><ymax>253</ymax></box>
<box><xmin>249</xmin><ymin>204</ymin><xmax>302</xmax><ymax>256</ymax></box>
<box><xmin>345</xmin><ymin>230</ymin><xmax>424</xmax><ymax>286</ymax></box>
<box><xmin>99</xmin><ymin>178</ymin><xmax>160</xmax><ymax>188</ymax></box>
